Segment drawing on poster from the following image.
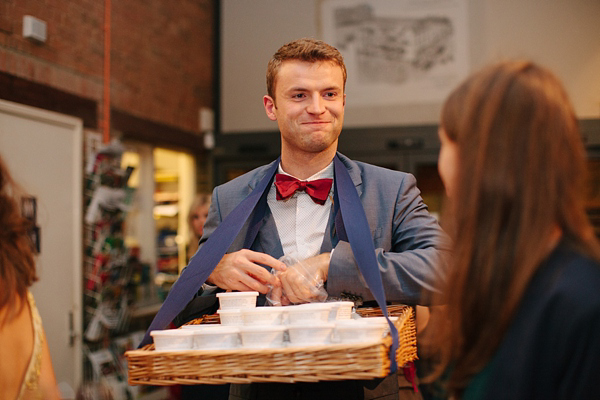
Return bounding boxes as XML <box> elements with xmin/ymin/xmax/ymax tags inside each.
<box><xmin>320</xmin><ymin>0</ymin><xmax>469</xmax><ymax>106</ymax></box>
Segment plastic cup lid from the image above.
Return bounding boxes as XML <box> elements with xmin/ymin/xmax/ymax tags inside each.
<box><xmin>288</xmin><ymin>303</ymin><xmax>332</xmax><ymax>311</ymax></box>
<box><xmin>150</xmin><ymin>329</ymin><xmax>194</xmax><ymax>336</ymax></box>
<box><xmin>241</xmin><ymin>307</ymin><xmax>284</xmax><ymax>314</ymax></box>
<box><xmin>216</xmin><ymin>291</ymin><xmax>259</xmax><ymax>298</ymax></box>
<box><xmin>193</xmin><ymin>326</ymin><xmax>240</xmax><ymax>334</ymax></box>
<box><xmin>287</xmin><ymin>322</ymin><xmax>334</xmax><ymax>330</ymax></box>
<box><xmin>239</xmin><ymin>325</ymin><xmax>287</xmax><ymax>333</ymax></box>
<box><xmin>217</xmin><ymin>308</ymin><xmax>242</xmax><ymax>314</ymax></box>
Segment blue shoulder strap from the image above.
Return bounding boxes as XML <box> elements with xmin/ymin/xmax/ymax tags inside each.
<box><xmin>333</xmin><ymin>156</ymin><xmax>399</xmax><ymax>372</ymax></box>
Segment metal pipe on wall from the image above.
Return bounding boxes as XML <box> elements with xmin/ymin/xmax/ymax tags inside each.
<box><xmin>103</xmin><ymin>0</ymin><xmax>111</xmax><ymax>143</ymax></box>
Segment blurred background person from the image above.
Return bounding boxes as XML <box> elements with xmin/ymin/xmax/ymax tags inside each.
<box><xmin>423</xmin><ymin>61</ymin><xmax>600</xmax><ymax>399</ymax></box>
<box><xmin>0</xmin><ymin>154</ymin><xmax>60</xmax><ymax>399</ymax></box>
<box><xmin>186</xmin><ymin>193</ymin><xmax>211</xmax><ymax>261</ymax></box>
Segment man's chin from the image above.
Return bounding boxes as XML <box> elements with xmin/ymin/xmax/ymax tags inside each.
<box><xmin>303</xmin><ymin>139</ymin><xmax>339</xmax><ymax>154</ymax></box>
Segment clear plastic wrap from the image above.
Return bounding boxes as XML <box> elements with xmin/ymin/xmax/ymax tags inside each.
<box><xmin>266</xmin><ymin>255</ymin><xmax>328</xmax><ymax>306</ymax></box>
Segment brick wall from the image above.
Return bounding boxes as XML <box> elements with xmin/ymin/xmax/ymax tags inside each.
<box><xmin>0</xmin><ymin>0</ymin><xmax>214</xmax><ymax>136</ymax></box>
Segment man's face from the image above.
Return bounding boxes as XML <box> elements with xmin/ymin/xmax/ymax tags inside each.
<box><xmin>263</xmin><ymin>60</ymin><xmax>346</xmax><ymax>157</ymax></box>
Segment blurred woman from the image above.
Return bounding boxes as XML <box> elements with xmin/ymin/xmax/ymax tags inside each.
<box><xmin>186</xmin><ymin>193</ymin><xmax>211</xmax><ymax>261</ymax></box>
<box><xmin>0</xmin><ymin>155</ymin><xmax>60</xmax><ymax>399</ymax></box>
<box><xmin>426</xmin><ymin>61</ymin><xmax>600</xmax><ymax>399</ymax></box>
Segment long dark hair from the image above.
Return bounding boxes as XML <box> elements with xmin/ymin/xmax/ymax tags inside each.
<box><xmin>426</xmin><ymin>61</ymin><xmax>600</xmax><ymax>395</ymax></box>
<box><xmin>0</xmin><ymin>155</ymin><xmax>37</xmax><ymax>325</ymax></box>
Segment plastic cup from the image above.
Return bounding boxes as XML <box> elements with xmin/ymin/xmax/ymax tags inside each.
<box><xmin>216</xmin><ymin>291</ymin><xmax>259</xmax><ymax>310</ymax></box>
<box><xmin>239</xmin><ymin>325</ymin><xmax>287</xmax><ymax>349</ymax></box>
<box><xmin>286</xmin><ymin>303</ymin><xmax>332</xmax><ymax>325</ymax></box>
<box><xmin>150</xmin><ymin>329</ymin><xmax>195</xmax><ymax>351</ymax></box>
<box><xmin>287</xmin><ymin>323</ymin><xmax>334</xmax><ymax>346</ymax></box>
<box><xmin>241</xmin><ymin>307</ymin><xmax>285</xmax><ymax>326</ymax></box>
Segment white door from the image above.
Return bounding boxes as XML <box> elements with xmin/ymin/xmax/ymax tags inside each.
<box><xmin>0</xmin><ymin>99</ymin><xmax>82</xmax><ymax>393</ymax></box>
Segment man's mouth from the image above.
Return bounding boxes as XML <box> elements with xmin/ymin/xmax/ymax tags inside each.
<box><xmin>302</xmin><ymin>120</ymin><xmax>330</xmax><ymax>125</ymax></box>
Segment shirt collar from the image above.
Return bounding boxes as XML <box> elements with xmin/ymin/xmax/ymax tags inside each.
<box><xmin>277</xmin><ymin>161</ymin><xmax>334</xmax><ymax>181</ymax></box>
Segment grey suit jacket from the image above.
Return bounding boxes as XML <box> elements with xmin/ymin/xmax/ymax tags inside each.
<box><xmin>199</xmin><ymin>152</ymin><xmax>450</xmax><ymax>305</ymax></box>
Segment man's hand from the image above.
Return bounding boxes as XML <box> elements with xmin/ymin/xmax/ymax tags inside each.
<box><xmin>207</xmin><ymin>249</ymin><xmax>287</xmax><ymax>294</ymax></box>
<box><xmin>278</xmin><ymin>253</ymin><xmax>330</xmax><ymax>304</ymax></box>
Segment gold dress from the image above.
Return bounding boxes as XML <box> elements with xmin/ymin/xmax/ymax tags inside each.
<box><xmin>16</xmin><ymin>291</ymin><xmax>44</xmax><ymax>400</ymax></box>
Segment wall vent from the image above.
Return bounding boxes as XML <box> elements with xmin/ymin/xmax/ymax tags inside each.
<box><xmin>23</xmin><ymin>15</ymin><xmax>47</xmax><ymax>43</ymax></box>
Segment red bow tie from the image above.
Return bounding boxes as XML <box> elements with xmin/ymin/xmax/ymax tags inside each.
<box><xmin>274</xmin><ymin>174</ymin><xmax>333</xmax><ymax>205</ymax></box>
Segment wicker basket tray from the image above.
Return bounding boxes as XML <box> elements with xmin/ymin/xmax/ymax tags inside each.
<box><xmin>126</xmin><ymin>305</ymin><xmax>416</xmax><ymax>386</ymax></box>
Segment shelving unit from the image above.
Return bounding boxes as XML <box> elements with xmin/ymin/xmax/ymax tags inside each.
<box><xmin>152</xmin><ymin>147</ymin><xmax>196</xmax><ymax>276</ymax></box>
<box><xmin>79</xmin><ymin>140</ymin><xmax>197</xmax><ymax>398</ymax></box>
<box><xmin>154</xmin><ymin>180</ymin><xmax>180</xmax><ymax>279</ymax></box>
<box><xmin>82</xmin><ymin>140</ymin><xmax>166</xmax><ymax>399</ymax></box>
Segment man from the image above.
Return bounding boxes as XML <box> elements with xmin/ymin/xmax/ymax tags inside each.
<box><xmin>187</xmin><ymin>38</ymin><xmax>449</xmax><ymax>399</ymax></box>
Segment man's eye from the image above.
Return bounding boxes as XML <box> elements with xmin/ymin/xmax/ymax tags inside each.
<box><xmin>324</xmin><ymin>92</ymin><xmax>337</xmax><ymax>98</ymax></box>
<box><xmin>292</xmin><ymin>93</ymin><xmax>305</xmax><ymax>99</ymax></box>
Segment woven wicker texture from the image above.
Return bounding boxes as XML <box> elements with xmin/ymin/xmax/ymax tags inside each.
<box><xmin>126</xmin><ymin>305</ymin><xmax>416</xmax><ymax>386</ymax></box>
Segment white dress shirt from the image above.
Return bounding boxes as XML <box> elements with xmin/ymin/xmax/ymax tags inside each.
<box><xmin>267</xmin><ymin>161</ymin><xmax>334</xmax><ymax>260</ymax></box>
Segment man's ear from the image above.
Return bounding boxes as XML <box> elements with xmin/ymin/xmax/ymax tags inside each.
<box><xmin>263</xmin><ymin>95</ymin><xmax>277</xmax><ymax>121</ymax></box>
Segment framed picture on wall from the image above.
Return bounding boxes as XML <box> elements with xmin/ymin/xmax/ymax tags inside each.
<box><xmin>320</xmin><ymin>0</ymin><xmax>470</xmax><ymax>107</ymax></box>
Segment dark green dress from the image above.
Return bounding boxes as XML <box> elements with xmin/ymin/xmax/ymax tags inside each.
<box><xmin>462</xmin><ymin>240</ymin><xmax>600</xmax><ymax>400</ymax></box>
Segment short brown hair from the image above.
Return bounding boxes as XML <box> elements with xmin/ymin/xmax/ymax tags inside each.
<box><xmin>0</xmin><ymin>155</ymin><xmax>38</xmax><ymax>326</ymax></box>
<box><xmin>266</xmin><ymin>38</ymin><xmax>347</xmax><ymax>102</ymax></box>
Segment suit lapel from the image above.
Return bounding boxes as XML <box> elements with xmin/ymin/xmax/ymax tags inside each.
<box><xmin>320</xmin><ymin>203</ymin><xmax>336</xmax><ymax>253</ymax></box>
<box><xmin>245</xmin><ymin>160</ymin><xmax>285</xmax><ymax>258</ymax></box>
<box><xmin>256</xmin><ymin>208</ymin><xmax>284</xmax><ymax>259</ymax></box>
<box><xmin>247</xmin><ymin>159</ymin><xmax>279</xmax><ymax>192</ymax></box>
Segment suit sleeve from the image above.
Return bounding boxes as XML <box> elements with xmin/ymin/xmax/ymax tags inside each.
<box><xmin>326</xmin><ymin>173</ymin><xmax>451</xmax><ymax>305</ymax></box>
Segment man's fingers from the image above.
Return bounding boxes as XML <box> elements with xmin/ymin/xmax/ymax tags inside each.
<box><xmin>232</xmin><ymin>250</ymin><xmax>282</xmax><ymax>286</ymax></box>
<box><xmin>238</xmin><ymin>274</ymin><xmax>270</xmax><ymax>294</ymax></box>
<box><xmin>241</xmin><ymin>249</ymin><xmax>287</xmax><ymax>272</ymax></box>
<box><xmin>280</xmin><ymin>274</ymin><xmax>300</xmax><ymax>303</ymax></box>
<box><xmin>280</xmin><ymin>294</ymin><xmax>291</xmax><ymax>306</ymax></box>
<box><xmin>281</xmin><ymin>271</ymin><xmax>314</xmax><ymax>303</ymax></box>
<box><xmin>210</xmin><ymin>250</ymin><xmax>289</xmax><ymax>293</ymax></box>
<box><xmin>269</xmin><ymin>285</ymin><xmax>283</xmax><ymax>305</ymax></box>
<box><xmin>242</xmin><ymin>263</ymin><xmax>278</xmax><ymax>287</ymax></box>
<box><xmin>233</xmin><ymin>281</ymin><xmax>261</xmax><ymax>293</ymax></box>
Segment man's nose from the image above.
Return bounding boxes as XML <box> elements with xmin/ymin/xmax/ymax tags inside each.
<box><xmin>306</xmin><ymin>96</ymin><xmax>325</xmax><ymax>114</ymax></box>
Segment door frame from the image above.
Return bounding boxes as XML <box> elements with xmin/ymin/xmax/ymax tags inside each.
<box><xmin>0</xmin><ymin>99</ymin><xmax>83</xmax><ymax>387</ymax></box>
